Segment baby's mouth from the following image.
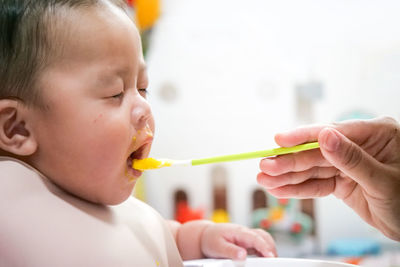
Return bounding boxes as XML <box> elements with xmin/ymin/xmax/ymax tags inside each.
<box><xmin>127</xmin><ymin>144</ymin><xmax>147</xmax><ymax>170</ymax></box>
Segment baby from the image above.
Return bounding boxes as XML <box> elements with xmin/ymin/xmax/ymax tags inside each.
<box><xmin>0</xmin><ymin>0</ymin><xmax>276</xmax><ymax>266</ymax></box>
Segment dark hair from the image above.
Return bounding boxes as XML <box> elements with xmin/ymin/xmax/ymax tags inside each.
<box><xmin>0</xmin><ymin>0</ymin><xmax>125</xmax><ymax>107</ymax></box>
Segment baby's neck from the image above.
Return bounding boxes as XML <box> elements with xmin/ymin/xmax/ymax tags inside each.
<box><xmin>0</xmin><ymin>150</ymin><xmax>30</xmax><ymax>164</ymax></box>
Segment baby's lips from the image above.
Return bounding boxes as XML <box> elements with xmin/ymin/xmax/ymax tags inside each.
<box><xmin>143</xmin><ymin>136</ymin><xmax>154</xmax><ymax>144</ymax></box>
<box><xmin>141</xmin><ymin>137</ymin><xmax>154</xmax><ymax>153</ymax></box>
<box><xmin>145</xmin><ymin>125</ymin><xmax>153</xmax><ymax>137</ymax></box>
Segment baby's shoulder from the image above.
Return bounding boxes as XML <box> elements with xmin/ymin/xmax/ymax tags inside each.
<box><xmin>0</xmin><ymin>156</ymin><xmax>55</xmax><ymax>197</ymax></box>
<box><xmin>114</xmin><ymin>196</ymin><xmax>167</xmax><ymax>228</ymax></box>
<box><xmin>0</xmin><ymin>156</ymin><xmax>39</xmax><ymax>177</ymax></box>
<box><xmin>118</xmin><ymin>196</ymin><xmax>160</xmax><ymax>214</ymax></box>
<box><xmin>0</xmin><ymin>158</ymin><xmax>180</xmax><ymax>266</ymax></box>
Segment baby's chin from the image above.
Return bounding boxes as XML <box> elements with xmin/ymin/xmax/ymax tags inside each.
<box><xmin>104</xmin><ymin>187</ymin><xmax>136</xmax><ymax>206</ymax></box>
<box><xmin>76</xmin><ymin>184</ymin><xmax>136</xmax><ymax>206</ymax></box>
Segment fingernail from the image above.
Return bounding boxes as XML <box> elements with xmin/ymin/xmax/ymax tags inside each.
<box><xmin>322</xmin><ymin>128</ymin><xmax>340</xmax><ymax>152</ymax></box>
<box><xmin>237</xmin><ymin>250</ymin><xmax>246</xmax><ymax>260</ymax></box>
<box><xmin>267</xmin><ymin>252</ymin><xmax>275</xmax><ymax>257</ymax></box>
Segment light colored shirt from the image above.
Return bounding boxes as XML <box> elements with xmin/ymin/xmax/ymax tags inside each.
<box><xmin>0</xmin><ymin>157</ymin><xmax>183</xmax><ymax>267</ymax></box>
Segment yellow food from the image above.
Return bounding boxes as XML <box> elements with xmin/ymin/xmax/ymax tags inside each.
<box><xmin>132</xmin><ymin>158</ymin><xmax>172</xmax><ymax>170</ymax></box>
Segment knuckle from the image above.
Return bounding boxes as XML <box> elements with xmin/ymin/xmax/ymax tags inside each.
<box><xmin>309</xmin><ymin>167</ymin><xmax>319</xmax><ymax>179</ymax></box>
<box><xmin>234</xmin><ymin>225</ymin><xmax>246</xmax><ymax>233</ymax></box>
<box><xmin>342</xmin><ymin>142</ymin><xmax>363</xmax><ymax>170</ymax></box>
<box><xmin>378</xmin><ymin>116</ymin><xmax>399</xmax><ymax>132</ymax></box>
<box><xmin>259</xmin><ymin>159</ymin><xmax>267</xmax><ymax>171</ymax></box>
<box><xmin>314</xmin><ymin>179</ymin><xmax>332</xmax><ymax>197</ymax></box>
<box><xmin>380</xmin><ymin>116</ymin><xmax>396</xmax><ymax>124</ymax></box>
<box><xmin>314</xmin><ymin>181</ymin><xmax>323</xmax><ymax>197</ymax></box>
<box><xmin>254</xmin><ymin>228</ymin><xmax>266</xmax><ymax>235</ymax></box>
<box><xmin>331</xmin><ymin>121</ymin><xmax>341</xmax><ymax>128</ymax></box>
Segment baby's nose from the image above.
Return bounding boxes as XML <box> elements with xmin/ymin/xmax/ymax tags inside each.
<box><xmin>131</xmin><ymin>97</ymin><xmax>152</xmax><ymax>130</ymax></box>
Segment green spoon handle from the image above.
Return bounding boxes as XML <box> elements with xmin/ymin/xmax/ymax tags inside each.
<box><xmin>191</xmin><ymin>142</ymin><xmax>320</xmax><ymax>166</ymax></box>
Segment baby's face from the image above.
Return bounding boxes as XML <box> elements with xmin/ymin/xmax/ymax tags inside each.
<box><xmin>28</xmin><ymin>3</ymin><xmax>154</xmax><ymax>204</ymax></box>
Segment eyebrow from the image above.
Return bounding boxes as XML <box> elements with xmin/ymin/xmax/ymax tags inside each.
<box><xmin>106</xmin><ymin>62</ymin><xmax>146</xmax><ymax>82</ymax></box>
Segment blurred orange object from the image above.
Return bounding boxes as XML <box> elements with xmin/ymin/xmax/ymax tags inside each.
<box><xmin>260</xmin><ymin>219</ymin><xmax>272</xmax><ymax>230</ymax></box>
<box><xmin>135</xmin><ymin>0</ymin><xmax>160</xmax><ymax>31</ymax></box>
<box><xmin>344</xmin><ymin>257</ymin><xmax>363</xmax><ymax>265</ymax></box>
<box><xmin>175</xmin><ymin>201</ymin><xmax>204</xmax><ymax>224</ymax></box>
<box><xmin>278</xmin><ymin>198</ymin><xmax>289</xmax><ymax>206</ymax></box>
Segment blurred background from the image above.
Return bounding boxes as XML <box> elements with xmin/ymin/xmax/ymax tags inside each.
<box><xmin>127</xmin><ymin>0</ymin><xmax>400</xmax><ymax>265</ymax></box>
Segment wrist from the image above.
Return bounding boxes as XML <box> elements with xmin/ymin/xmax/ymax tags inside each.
<box><xmin>176</xmin><ymin>220</ymin><xmax>214</xmax><ymax>260</ymax></box>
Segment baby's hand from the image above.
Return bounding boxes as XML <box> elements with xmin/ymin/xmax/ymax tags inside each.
<box><xmin>200</xmin><ymin>223</ymin><xmax>277</xmax><ymax>261</ymax></box>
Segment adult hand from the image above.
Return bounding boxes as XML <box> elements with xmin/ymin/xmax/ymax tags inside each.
<box><xmin>257</xmin><ymin>117</ymin><xmax>400</xmax><ymax>241</ymax></box>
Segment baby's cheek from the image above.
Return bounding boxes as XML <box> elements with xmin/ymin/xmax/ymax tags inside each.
<box><xmin>94</xmin><ymin>118</ymin><xmax>129</xmax><ymax>145</ymax></box>
<box><xmin>86</xmin><ymin>119</ymin><xmax>130</xmax><ymax>167</ymax></box>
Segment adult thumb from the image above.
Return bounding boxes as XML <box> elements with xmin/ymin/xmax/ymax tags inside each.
<box><xmin>318</xmin><ymin>127</ymin><xmax>381</xmax><ymax>191</ymax></box>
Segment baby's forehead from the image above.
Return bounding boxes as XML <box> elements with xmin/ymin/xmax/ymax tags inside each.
<box><xmin>0</xmin><ymin>0</ymin><xmax>134</xmax><ymax>108</ymax></box>
<box><xmin>46</xmin><ymin>4</ymin><xmax>142</xmax><ymax>70</ymax></box>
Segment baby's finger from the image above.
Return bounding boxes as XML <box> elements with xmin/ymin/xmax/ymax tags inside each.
<box><xmin>232</xmin><ymin>228</ymin><xmax>276</xmax><ymax>258</ymax></box>
<box><xmin>253</xmin><ymin>229</ymin><xmax>277</xmax><ymax>257</ymax></box>
<box><xmin>259</xmin><ymin>149</ymin><xmax>330</xmax><ymax>176</ymax></box>
<box><xmin>257</xmin><ymin>166</ymin><xmax>338</xmax><ymax>189</ymax></box>
<box><xmin>209</xmin><ymin>240</ymin><xmax>247</xmax><ymax>260</ymax></box>
<box><xmin>266</xmin><ymin>178</ymin><xmax>336</xmax><ymax>198</ymax></box>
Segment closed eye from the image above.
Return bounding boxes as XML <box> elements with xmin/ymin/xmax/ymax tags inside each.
<box><xmin>111</xmin><ymin>91</ymin><xmax>124</xmax><ymax>99</ymax></box>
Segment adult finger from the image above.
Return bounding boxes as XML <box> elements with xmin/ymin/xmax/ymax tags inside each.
<box><xmin>274</xmin><ymin>124</ymin><xmax>326</xmax><ymax>147</ymax></box>
<box><xmin>275</xmin><ymin>117</ymin><xmax>391</xmax><ymax>148</ymax></box>
<box><xmin>257</xmin><ymin>166</ymin><xmax>338</xmax><ymax>189</ymax></box>
<box><xmin>259</xmin><ymin>148</ymin><xmax>330</xmax><ymax>176</ymax></box>
<box><xmin>318</xmin><ymin>127</ymin><xmax>384</xmax><ymax>192</ymax></box>
<box><xmin>266</xmin><ymin>178</ymin><xmax>336</xmax><ymax>198</ymax></box>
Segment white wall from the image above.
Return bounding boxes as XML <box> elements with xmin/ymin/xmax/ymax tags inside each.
<box><xmin>143</xmin><ymin>0</ymin><xmax>400</xmax><ymax>250</ymax></box>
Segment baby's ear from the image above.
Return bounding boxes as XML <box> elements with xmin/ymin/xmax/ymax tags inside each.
<box><xmin>0</xmin><ymin>100</ymin><xmax>37</xmax><ymax>156</ymax></box>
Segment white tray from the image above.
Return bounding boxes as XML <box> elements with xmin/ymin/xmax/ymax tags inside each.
<box><xmin>183</xmin><ymin>257</ymin><xmax>356</xmax><ymax>267</ymax></box>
